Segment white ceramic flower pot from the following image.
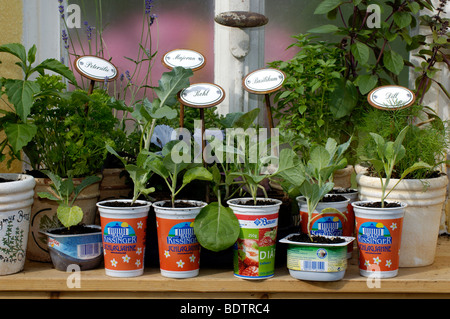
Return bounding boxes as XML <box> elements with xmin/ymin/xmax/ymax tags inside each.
<box><xmin>0</xmin><ymin>174</ymin><xmax>35</xmax><ymax>275</ymax></box>
<box><xmin>357</xmin><ymin>173</ymin><xmax>448</xmax><ymax>267</ymax></box>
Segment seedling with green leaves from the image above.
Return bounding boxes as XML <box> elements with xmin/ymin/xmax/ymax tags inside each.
<box><xmin>106</xmin><ymin>66</ymin><xmax>193</xmax><ymax>204</ymax></box>
<box><xmin>194</xmin><ymin>109</ymin><xmax>301</xmax><ymax>252</ymax></box>
<box><xmin>37</xmin><ymin>171</ymin><xmax>101</xmax><ymax>229</ymax></box>
<box><xmin>106</xmin><ymin>145</ymin><xmax>156</xmax><ymax>204</ymax></box>
<box><xmin>279</xmin><ymin>137</ymin><xmax>351</xmax><ymax>238</ymax></box>
<box><xmin>361</xmin><ymin>126</ymin><xmax>432</xmax><ymax>208</ymax></box>
<box><xmin>146</xmin><ymin>140</ymin><xmax>213</xmax><ymax>208</ymax></box>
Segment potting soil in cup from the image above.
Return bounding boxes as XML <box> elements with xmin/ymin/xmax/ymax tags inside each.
<box><xmin>354</xmin><ymin>203</ymin><xmax>404</xmax><ymax>278</ymax></box>
<box><xmin>233</xmin><ymin>212</ymin><xmax>279</xmax><ymax>280</ymax></box>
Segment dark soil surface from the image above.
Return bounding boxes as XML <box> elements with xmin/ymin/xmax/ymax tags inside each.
<box><xmin>47</xmin><ymin>225</ymin><xmax>100</xmax><ymax>235</ymax></box>
<box><xmin>329</xmin><ymin>188</ymin><xmax>357</xmax><ymax>194</ymax></box>
<box><xmin>321</xmin><ymin>194</ymin><xmax>348</xmax><ymax>202</ymax></box>
<box><xmin>0</xmin><ymin>177</ymin><xmax>15</xmax><ymax>183</ymax></box>
<box><xmin>235</xmin><ymin>199</ymin><xmax>278</xmax><ymax>206</ymax></box>
<box><xmin>366</xmin><ymin>167</ymin><xmax>443</xmax><ymax>179</ymax></box>
<box><xmin>288</xmin><ymin>233</ymin><xmax>346</xmax><ymax>244</ymax></box>
<box><xmin>355</xmin><ymin>201</ymin><xmax>401</xmax><ymax>208</ymax></box>
<box><xmin>160</xmin><ymin>201</ymin><xmax>203</xmax><ymax>208</ymax></box>
<box><xmin>101</xmin><ymin>201</ymin><xmax>148</xmax><ymax>208</ymax></box>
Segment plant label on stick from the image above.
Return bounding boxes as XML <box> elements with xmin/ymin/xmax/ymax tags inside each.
<box><xmin>162</xmin><ymin>49</ymin><xmax>206</xmax><ymax>71</ymax></box>
<box><xmin>178</xmin><ymin>83</ymin><xmax>225</xmax><ymax>109</ymax></box>
<box><xmin>243</xmin><ymin>68</ymin><xmax>285</xmax><ymax>95</ymax></box>
<box><xmin>74</xmin><ymin>56</ymin><xmax>119</xmax><ymax>97</ymax></box>
<box><xmin>243</xmin><ymin>68</ymin><xmax>285</xmax><ymax>130</ymax></box>
<box><xmin>74</xmin><ymin>55</ymin><xmax>118</xmax><ymax>82</ymax></box>
<box><xmin>368</xmin><ymin>85</ymin><xmax>416</xmax><ymax>111</ymax></box>
<box><xmin>178</xmin><ymin>83</ymin><xmax>225</xmax><ymax>167</ymax></box>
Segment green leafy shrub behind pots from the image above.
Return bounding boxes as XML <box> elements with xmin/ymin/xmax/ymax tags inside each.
<box><xmin>356</xmin><ymin>104</ymin><xmax>449</xmax><ymax>179</ymax></box>
<box><xmin>269</xmin><ymin>34</ymin><xmax>358</xmax><ymax>156</ymax></box>
<box><xmin>23</xmin><ymin>74</ymin><xmax>123</xmax><ymax>178</ymax></box>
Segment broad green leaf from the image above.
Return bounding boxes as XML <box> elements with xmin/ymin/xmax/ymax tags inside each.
<box><xmin>59</xmin><ymin>178</ymin><xmax>75</xmax><ymax>201</ymax></box>
<box><xmin>182</xmin><ymin>166</ymin><xmax>213</xmax><ymax>186</ymax></box>
<box><xmin>309</xmin><ymin>145</ymin><xmax>331</xmax><ymax>174</ymax></box>
<box><xmin>154</xmin><ymin>66</ymin><xmax>193</xmax><ymax>108</ymax></box>
<box><xmin>33</xmin><ymin>58</ymin><xmax>78</xmax><ymax>86</ymax></box>
<box><xmin>351</xmin><ymin>42</ymin><xmax>370</xmax><ymax>65</ymax></box>
<box><xmin>150</xmin><ymin>105</ymin><xmax>178</xmax><ymax>120</ymax></box>
<box><xmin>145</xmin><ymin>156</ymin><xmax>168</xmax><ymax>179</ymax></box>
<box><xmin>219</xmin><ymin>112</ymin><xmax>245</xmax><ymax>128</ymax></box>
<box><xmin>383</xmin><ymin>50</ymin><xmax>404</xmax><ymax>75</ymax></box>
<box><xmin>232</xmin><ymin>108</ymin><xmax>260</xmax><ymax>129</ymax></box>
<box><xmin>329</xmin><ymin>79</ymin><xmax>358</xmax><ymax>119</ymax></box>
<box><xmin>393</xmin><ymin>11</ymin><xmax>412</xmax><ymax>29</ymax></box>
<box><xmin>4</xmin><ymin>123</ymin><xmax>37</xmax><ymax>153</ymax></box>
<box><xmin>27</xmin><ymin>45</ymin><xmax>37</xmax><ymax>65</ymax></box>
<box><xmin>57</xmin><ymin>204</ymin><xmax>83</xmax><ymax>228</ymax></box>
<box><xmin>194</xmin><ymin>202</ymin><xmax>240</xmax><ymax>252</ymax></box>
<box><xmin>73</xmin><ymin>175</ymin><xmax>102</xmax><ymax>199</ymax></box>
<box><xmin>4</xmin><ymin>79</ymin><xmax>40</xmax><ymax>121</ymax></box>
<box><xmin>40</xmin><ymin>170</ymin><xmax>63</xmax><ymax>195</ymax></box>
<box><xmin>307</xmin><ymin>24</ymin><xmax>339</xmax><ymax>34</ymax></box>
<box><xmin>314</xmin><ymin>0</ymin><xmax>343</xmax><ymax>14</ymax></box>
<box><xmin>400</xmin><ymin>162</ymin><xmax>432</xmax><ymax>179</ymax></box>
<box><xmin>37</xmin><ymin>192</ymin><xmax>60</xmax><ymax>202</ymax></box>
<box><xmin>356</xmin><ymin>74</ymin><xmax>378</xmax><ymax>95</ymax></box>
<box><xmin>0</xmin><ymin>43</ymin><xmax>27</xmax><ymax>64</ymax></box>
<box><xmin>106</xmin><ymin>144</ymin><xmax>127</xmax><ymax>167</ymax></box>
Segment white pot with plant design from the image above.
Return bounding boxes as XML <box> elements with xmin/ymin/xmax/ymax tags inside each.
<box><xmin>0</xmin><ymin>174</ymin><xmax>36</xmax><ymax>275</ymax></box>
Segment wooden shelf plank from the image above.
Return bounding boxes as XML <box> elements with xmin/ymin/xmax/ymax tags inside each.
<box><xmin>1</xmin><ymin>236</ymin><xmax>449</xmax><ymax>298</ymax></box>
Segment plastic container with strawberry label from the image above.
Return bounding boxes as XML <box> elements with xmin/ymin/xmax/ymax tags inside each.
<box><xmin>227</xmin><ymin>198</ymin><xmax>282</xmax><ymax>280</ymax></box>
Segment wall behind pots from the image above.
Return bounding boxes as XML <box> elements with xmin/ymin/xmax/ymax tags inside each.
<box><xmin>0</xmin><ymin>0</ymin><xmax>23</xmax><ymax>173</ymax></box>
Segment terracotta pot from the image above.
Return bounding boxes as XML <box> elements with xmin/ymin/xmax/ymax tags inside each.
<box><xmin>99</xmin><ymin>168</ymin><xmax>132</xmax><ymax>202</ymax></box>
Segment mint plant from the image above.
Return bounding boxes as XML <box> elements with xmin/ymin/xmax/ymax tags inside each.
<box><xmin>37</xmin><ymin>171</ymin><xmax>101</xmax><ymax>229</ymax></box>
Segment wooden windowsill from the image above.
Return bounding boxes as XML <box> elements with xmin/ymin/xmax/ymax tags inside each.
<box><xmin>1</xmin><ymin>236</ymin><xmax>449</xmax><ymax>299</ymax></box>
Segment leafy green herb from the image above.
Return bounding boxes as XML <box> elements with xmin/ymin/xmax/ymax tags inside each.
<box><xmin>37</xmin><ymin>171</ymin><xmax>101</xmax><ymax>229</ymax></box>
<box><xmin>279</xmin><ymin>138</ymin><xmax>351</xmax><ymax>238</ymax></box>
<box><xmin>0</xmin><ymin>43</ymin><xmax>77</xmax><ymax>165</ymax></box>
<box><xmin>361</xmin><ymin>126</ymin><xmax>432</xmax><ymax>207</ymax></box>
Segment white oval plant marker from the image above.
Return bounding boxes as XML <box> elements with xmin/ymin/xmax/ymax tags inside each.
<box><xmin>178</xmin><ymin>83</ymin><xmax>225</xmax><ymax>109</ymax></box>
<box><xmin>368</xmin><ymin>85</ymin><xmax>416</xmax><ymax>110</ymax></box>
<box><xmin>178</xmin><ymin>83</ymin><xmax>225</xmax><ymax>164</ymax></box>
<box><xmin>162</xmin><ymin>49</ymin><xmax>206</xmax><ymax>71</ymax></box>
<box><xmin>243</xmin><ymin>68</ymin><xmax>286</xmax><ymax>129</ymax></box>
<box><xmin>74</xmin><ymin>56</ymin><xmax>118</xmax><ymax>82</ymax></box>
<box><xmin>243</xmin><ymin>68</ymin><xmax>285</xmax><ymax>94</ymax></box>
